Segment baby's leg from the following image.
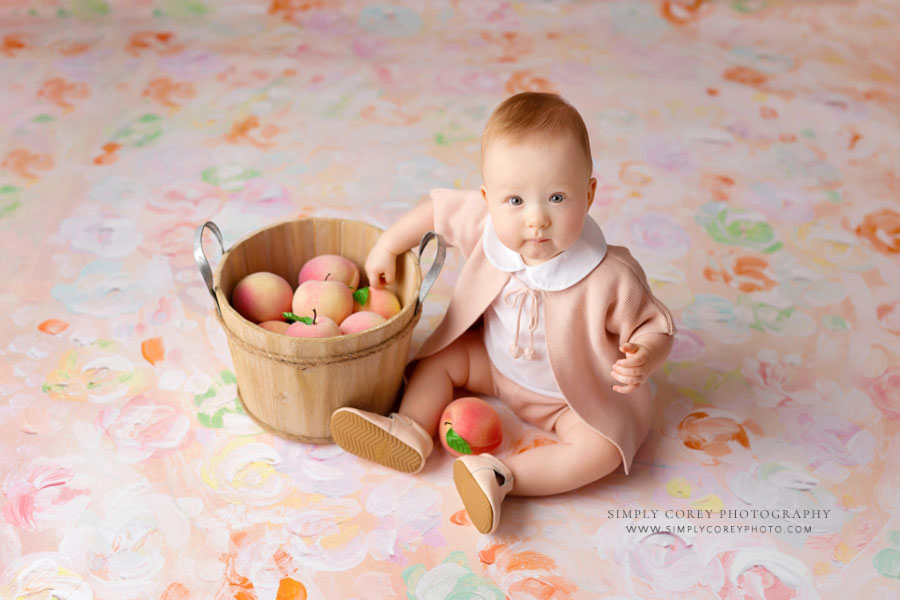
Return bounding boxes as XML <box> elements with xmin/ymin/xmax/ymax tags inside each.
<box><xmin>399</xmin><ymin>329</ymin><xmax>494</xmax><ymax>436</ymax></box>
<box><xmin>503</xmin><ymin>409</ymin><xmax>623</xmax><ymax>497</ymax></box>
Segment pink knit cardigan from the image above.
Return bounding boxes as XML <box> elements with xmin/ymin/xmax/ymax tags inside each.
<box><xmin>415</xmin><ymin>188</ymin><xmax>676</xmax><ymax>474</ymax></box>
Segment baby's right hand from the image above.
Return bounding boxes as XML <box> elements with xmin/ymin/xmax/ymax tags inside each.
<box><xmin>365</xmin><ymin>243</ymin><xmax>397</xmax><ymax>288</ymax></box>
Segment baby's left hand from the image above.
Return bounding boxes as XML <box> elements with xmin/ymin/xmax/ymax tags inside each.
<box><xmin>611</xmin><ymin>342</ymin><xmax>651</xmax><ymax>394</ymax></box>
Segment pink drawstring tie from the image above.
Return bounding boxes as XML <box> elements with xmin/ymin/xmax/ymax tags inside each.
<box><xmin>504</xmin><ymin>285</ymin><xmax>539</xmax><ymax>360</ymax></box>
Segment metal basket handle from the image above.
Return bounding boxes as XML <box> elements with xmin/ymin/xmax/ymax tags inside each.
<box><xmin>415</xmin><ymin>231</ymin><xmax>446</xmax><ymax>315</ymax></box>
<box><xmin>194</xmin><ymin>221</ymin><xmax>225</xmax><ymax>317</ymax></box>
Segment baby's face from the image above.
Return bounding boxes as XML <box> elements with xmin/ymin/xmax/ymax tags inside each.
<box><xmin>481</xmin><ymin>134</ymin><xmax>596</xmax><ymax>266</ymax></box>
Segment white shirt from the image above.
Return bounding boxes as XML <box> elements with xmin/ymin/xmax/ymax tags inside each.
<box><xmin>481</xmin><ymin>215</ymin><xmax>608</xmax><ymax>397</ymax></box>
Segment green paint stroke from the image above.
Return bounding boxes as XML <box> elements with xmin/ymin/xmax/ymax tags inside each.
<box><xmin>823</xmin><ymin>315</ymin><xmax>849</xmax><ymax>331</ymax></box>
<box><xmin>0</xmin><ymin>186</ymin><xmax>23</xmax><ymax>219</ymax></box>
<box><xmin>889</xmin><ymin>530</ymin><xmax>900</xmax><ymax>548</ymax></box>
<box><xmin>874</xmin><ymin>547</ymin><xmax>900</xmax><ymax>579</ymax></box>
<box><xmin>113</xmin><ymin>114</ymin><xmax>164</xmax><ymax>147</ymax></box>
<box><xmin>695</xmin><ymin>202</ymin><xmax>782</xmax><ymax>253</ymax></box>
<box><xmin>202</xmin><ymin>164</ymin><xmax>260</xmax><ymax>192</ymax></box>
<box><xmin>71</xmin><ymin>0</ymin><xmax>111</xmax><ymax>18</ymax></box>
<box><xmin>194</xmin><ymin>369</ymin><xmax>247</xmax><ymax>429</ymax></box>
<box><xmin>403</xmin><ymin>551</ymin><xmax>504</xmax><ymax>599</ymax></box>
<box><xmin>161</xmin><ymin>0</ymin><xmax>211</xmax><ymax>18</ymax></box>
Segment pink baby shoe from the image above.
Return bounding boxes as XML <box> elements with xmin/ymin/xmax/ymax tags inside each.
<box><xmin>330</xmin><ymin>407</ymin><xmax>434</xmax><ymax>474</ymax></box>
<box><xmin>453</xmin><ymin>453</ymin><xmax>514</xmax><ymax>534</ymax></box>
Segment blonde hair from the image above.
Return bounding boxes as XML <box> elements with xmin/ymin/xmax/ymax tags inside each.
<box><xmin>481</xmin><ymin>92</ymin><xmax>593</xmax><ymax>173</ymax></box>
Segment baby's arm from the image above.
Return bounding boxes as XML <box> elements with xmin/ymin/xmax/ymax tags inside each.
<box><xmin>610</xmin><ymin>332</ymin><xmax>673</xmax><ymax>394</ymax></box>
<box><xmin>366</xmin><ymin>198</ymin><xmax>434</xmax><ymax>287</ymax></box>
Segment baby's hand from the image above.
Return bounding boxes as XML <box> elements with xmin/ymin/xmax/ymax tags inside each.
<box><xmin>611</xmin><ymin>342</ymin><xmax>651</xmax><ymax>394</ymax></box>
<box><xmin>365</xmin><ymin>243</ymin><xmax>397</xmax><ymax>288</ymax></box>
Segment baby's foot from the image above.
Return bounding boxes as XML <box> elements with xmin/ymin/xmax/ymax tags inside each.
<box><xmin>330</xmin><ymin>408</ymin><xmax>433</xmax><ymax>474</ymax></box>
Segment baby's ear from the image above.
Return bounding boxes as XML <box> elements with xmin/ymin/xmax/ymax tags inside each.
<box><xmin>587</xmin><ymin>177</ymin><xmax>597</xmax><ymax>209</ymax></box>
<box><xmin>480</xmin><ymin>185</ymin><xmax>488</xmax><ymax>204</ymax></box>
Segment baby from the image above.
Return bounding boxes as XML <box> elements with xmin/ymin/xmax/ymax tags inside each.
<box><xmin>331</xmin><ymin>92</ymin><xmax>675</xmax><ymax>534</ymax></box>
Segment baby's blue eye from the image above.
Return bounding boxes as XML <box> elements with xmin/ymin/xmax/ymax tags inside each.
<box><xmin>550</xmin><ymin>193</ymin><xmax>565</xmax><ymax>203</ymax></box>
<box><xmin>508</xmin><ymin>196</ymin><xmax>523</xmax><ymax>206</ymax></box>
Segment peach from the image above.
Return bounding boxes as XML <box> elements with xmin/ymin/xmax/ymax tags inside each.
<box><xmin>340</xmin><ymin>311</ymin><xmax>386</xmax><ymax>335</ymax></box>
<box><xmin>292</xmin><ymin>279</ymin><xmax>353</xmax><ymax>325</ymax></box>
<box><xmin>258</xmin><ymin>320</ymin><xmax>290</xmax><ymax>334</ymax></box>
<box><xmin>352</xmin><ymin>287</ymin><xmax>401</xmax><ymax>320</ymax></box>
<box><xmin>285</xmin><ymin>312</ymin><xmax>340</xmax><ymax>338</ymax></box>
<box><xmin>298</xmin><ymin>254</ymin><xmax>360</xmax><ymax>290</ymax></box>
<box><xmin>439</xmin><ymin>397</ymin><xmax>503</xmax><ymax>457</ymax></box>
<box><xmin>231</xmin><ymin>272</ymin><xmax>294</xmax><ymax>323</ymax></box>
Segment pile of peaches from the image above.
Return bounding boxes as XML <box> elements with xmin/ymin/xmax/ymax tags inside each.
<box><xmin>231</xmin><ymin>254</ymin><xmax>401</xmax><ymax>338</ymax></box>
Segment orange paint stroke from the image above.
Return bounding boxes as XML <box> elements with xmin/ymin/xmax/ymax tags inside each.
<box><xmin>2</xmin><ymin>34</ymin><xmax>27</xmax><ymax>57</ymax></box>
<box><xmin>359</xmin><ymin>103</ymin><xmax>420</xmax><ymax>127</ymax></box>
<box><xmin>38</xmin><ymin>77</ymin><xmax>90</xmax><ymax>111</ymax></box>
<box><xmin>855</xmin><ymin>208</ymin><xmax>900</xmax><ymax>255</ymax></box>
<box><xmin>481</xmin><ymin>31</ymin><xmax>532</xmax><ymax>63</ymax></box>
<box><xmin>276</xmin><ymin>578</ymin><xmax>307</xmax><ymax>600</ymax></box>
<box><xmin>618</xmin><ymin>161</ymin><xmax>653</xmax><ymax>187</ymax></box>
<box><xmin>506</xmin><ymin>551</ymin><xmax>557</xmax><ymax>572</ymax></box>
<box><xmin>93</xmin><ymin>143</ymin><xmax>122</xmax><ymax>166</ymax></box>
<box><xmin>661</xmin><ymin>0</ymin><xmax>706</xmax><ymax>25</ymax></box>
<box><xmin>478</xmin><ymin>543</ymin><xmax>508</xmax><ymax>566</ymax></box>
<box><xmin>505</xmin><ymin>70</ymin><xmax>557</xmax><ymax>95</ymax></box>
<box><xmin>143</xmin><ymin>76</ymin><xmax>195</xmax><ymax>109</ymax></box>
<box><xmin>723</xmin><ymin>66</ymin><xmax>769</xmax><ymax>88</ymax></box>
<box><xmin>56</xmin><ymin>41</ymin><xmax>92</xmax><ymax>56</ymax></box>
<box><xmin>700</xmin><ymin>173</ymin><xmax>736</xmax><ymax>202</ymax></box>
<box><xmin>876</xmin><ymin>301</ymin><xmax>900</xmax><ymax>335</ymax></box>
<box><xmin>127</xmin><ymin>31</ymin><xmax>183</xmax><ymax>56</ymax></box>
<box><xmin>273</xmin><ymin>548</ymin><xmax>293</xmax><ymax>577</ymax></box>
<box><xmin>450</xmin><ymin>509</ymin><xmax>470</xmax><ymax>526</ymax></box>
<box><xmin>219</xmin><ymin>533</ymin><xmax>256</xmax><ymax>599</ymax></box>
<box><xmin>759</xmin><ymin>106</ymin><xmax>778</xmax><ymax>119</ymax></box>
<box><xmin>269</xmin><ymin>0</ymin><xmax>326</xmax><ymax>22</ymax></box>
<box><xmin>509</xmin><ymin>576</ymin><xmax>578</xmax><ymax>599</ymax></box>
<box><xmin>38</xmin><ymin>319</ymin><xmax>69</xmax><ymax>335</ymax></box>
<box><xmin>678</xmin><ymin>411</ymin><xmax>753</xmax><ymax>458</ymax></box>
<box><xmin>161</xmin><ymin>582</ymin><xmax>190</xmax><ymax>600</ymax></box>
<box><xmin>226</xmin><ymin>116</ymin><xmax>281</xmax><ymax>148</ymax></box>
<box><xmin>479</xmin><ymin>544</ymin><xmax>578</xmax><ymax>598</ymax></box>
<box><xmin>703</xmin><ymin>253</ymin><xmax>776</xmax><ymax>293</ymax></box>
<box><xmin>141</xmin><ymin>337</ymin><xmax>165</xmax><ymax>365</ymax></box>
<box><xmin>863</xmin><ymin>89</ymin><xmax>890</xmax><ymax>103</ymax></box>
<box><xmin>1</xmin><ymin>148</ymin><xmax>54</xmax><ymax>179</ymax></box>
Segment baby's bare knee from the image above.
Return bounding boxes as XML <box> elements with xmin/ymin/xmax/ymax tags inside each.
<box><xmin>563</xmin><ymin>428</ymin><xmax>623</xmax><ymax>479</ymax></box>
<box><xmin>420</xmin><ymin>334</ymin><xmax>474</xmax><ymax>383</ymax></box>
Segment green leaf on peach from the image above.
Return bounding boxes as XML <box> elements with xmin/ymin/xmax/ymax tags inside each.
<box><xmin>283</xmin><ymin>312</ymin><xmax>312</xmax><ymax>325</ymax></box>
<box><xmin>353</xmin><ymin>287</ymin><xmax>370</xmax><ymax>306</ymax></box>
<box><xmin>445</xmin><ymin>426</ymin><xmax>471</xmax><ymax>455</ymax></box>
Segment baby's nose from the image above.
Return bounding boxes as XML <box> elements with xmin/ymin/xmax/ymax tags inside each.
<box><xmin>527</xmin><ymin>209</ymin><xmax>550</xmax><ymax>229</ymax></box>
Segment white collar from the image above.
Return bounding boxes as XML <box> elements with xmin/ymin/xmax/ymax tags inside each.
<box><xmin>482</xmin><ymin>214</ymin><xmax>608</xmax><ymax>291</ymax></box>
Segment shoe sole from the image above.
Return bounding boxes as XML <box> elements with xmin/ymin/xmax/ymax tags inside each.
<box><xmin>330</xmin><ymin>410</ymin><xmax>423</xmax><ymax>474</ymax></box>
<box><xmin>453</xmin><ymin>460</ymin><xmax>494</xmax><ymax>534</ymax></box>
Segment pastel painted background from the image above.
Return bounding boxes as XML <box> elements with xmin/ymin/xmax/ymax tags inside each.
<box><xmin>1</xmin><ymin>1</ymin><xmax>899</xmax><ymax>598</ymax></box>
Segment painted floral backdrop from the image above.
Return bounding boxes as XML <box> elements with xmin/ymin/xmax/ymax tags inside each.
<box><xmin>1</xmin><ymin>1</ymin><xmax>899</xmax><ymax>598</ymax></box>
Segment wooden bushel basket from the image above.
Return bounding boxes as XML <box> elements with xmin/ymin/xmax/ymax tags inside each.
<box><xmin>194</xmin><ymin>218</ymin><xmax>445</xmax><ymax>444</ymax></box>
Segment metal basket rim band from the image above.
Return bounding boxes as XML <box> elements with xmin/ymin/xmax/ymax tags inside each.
<box><xmin>214</xmin><ymin>308</ymin><xmax>423</xmax><ymax>367</ymax></box>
